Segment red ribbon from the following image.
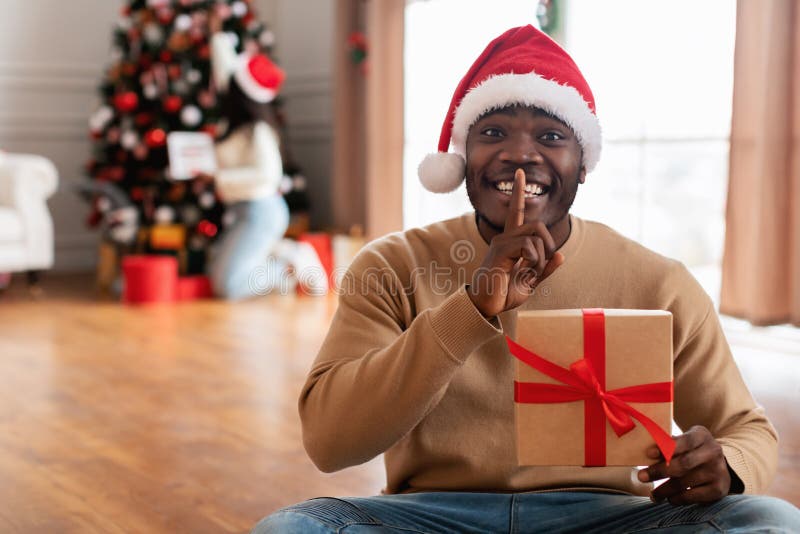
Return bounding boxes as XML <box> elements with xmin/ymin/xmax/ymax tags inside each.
<box><xmin>507</xmin><ymin>308</ymin><xmax>675</xmax><ymax>466</ymax></box>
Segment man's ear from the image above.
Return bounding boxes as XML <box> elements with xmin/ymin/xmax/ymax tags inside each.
<box><xmin>579</xmin><ymin>165</ymin><xmax>587</xmax><ymax>184</ymax></box>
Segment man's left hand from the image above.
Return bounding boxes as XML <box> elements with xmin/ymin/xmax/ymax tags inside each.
<box><xmin>637</xmin><ymin>425</ymin><xmax>731</xmax><ymax>505</ymax></box>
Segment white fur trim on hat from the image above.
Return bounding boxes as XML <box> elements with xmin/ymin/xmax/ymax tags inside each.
<box><xmin>451</xmin><ymin>72</ymin><xmax>602</xmax><ymax>172</ymax></box>
<box><xmin>418</xmin><ymin>152</ymin><xmax>466</xmax><ymax>193</ymax></box>
<box><xmin>234</xmin><ymin>57</ymin><xmax>278</xmax><ymax>103</ymax></box>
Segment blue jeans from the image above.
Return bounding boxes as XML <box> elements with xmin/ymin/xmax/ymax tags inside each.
<box><xmin>253</xmin><ymin>492</ymin><xmax>800</xmax><ymax>533</ymax></box>
<box><xmin>208</xmin><ymin>195</ymin><xmax>289</xmax><ymax>300</ymax></box>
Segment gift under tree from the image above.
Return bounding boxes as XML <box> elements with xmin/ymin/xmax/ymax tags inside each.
<box><xmin>86</xmin><ymin>0</ymin><xmax>309</xmax><ymax>275</ymax></box>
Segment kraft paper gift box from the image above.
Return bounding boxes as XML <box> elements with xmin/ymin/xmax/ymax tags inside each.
<box><xmin>507</xmin><ymin>308</ymin><xmax>675</xmax><ymax>467</ymax></box>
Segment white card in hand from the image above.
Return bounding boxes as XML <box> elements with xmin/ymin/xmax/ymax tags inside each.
<box><xmin>167</xmin><ymin>131</ymin><xmax>217</xmax><ymax>180</ymax></box>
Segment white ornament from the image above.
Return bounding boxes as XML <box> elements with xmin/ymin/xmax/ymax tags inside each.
<box><xmin>180</xmin><ymin>105</ymin><xmax>202</xmax><ymax>127</ymax></box>
<box><xmin>199</xmin><ymin>191</ymin><xmax>216</xmax><ymax>209</ymax></box>
<box><xmin>174</xmin><ymin>14</ymin><xmax>192</xmax><ymax>32</ymax></box>
<box><xmin>121</xmin><ymin>130</ymin><xmax>139</xmax><ymax>150</ymax></box>
<box><xmin>89</xmin><ymin>106</ymin><xmax>114</xmax><ymax>132</ymax></box>
<box><xmin>186</xmin><ymin>69</ymin><xmax>202</xmax><ymax>84</ymax></box>
<box><xmin>260</xmin><ymin>30</ymin><xmax>276</xmax><ymax>47</ymax></box>
<box><xmin>231</xmin><ymin>1</ymin><xmax>248</xmax><ymax>17</ymax></box>
<box><xmin>154</xmin><ymin>205</ymin><xmax>175</xmax><ymax>224</ymax></box>
<box><xmin>143</xmin><ymin>23</ymin><xmax>164</xmax><ymax>45</ymax></box>
<box><xmin>143</xmin><ymin>84</ymin><xmax>159</xmax><ymax>100</ymax></box>
<box><xmin>97</xmin><ymin>197</ymin><xmax>112</xmax><ymax>213</ymax></box>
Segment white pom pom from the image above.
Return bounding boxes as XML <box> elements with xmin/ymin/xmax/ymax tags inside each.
<box><xmin>418</xmin><ymin>152</ymin><xmax>466</xmax><ymax>193</ymax></box>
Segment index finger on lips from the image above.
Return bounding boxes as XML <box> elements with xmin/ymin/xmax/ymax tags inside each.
<box><xmin>504</xmin><ymin>168</ymin><xmax>526</xmax><ymax>232</ymax></box>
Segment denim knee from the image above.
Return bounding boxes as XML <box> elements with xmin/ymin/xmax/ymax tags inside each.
<box><xmin>250</xmin><ymin>497</ymin><xmax>380</xmax><ymax>534</ymax></box>
<box><xmin>714</xmin><ymin>495</ymin><xmax>800</xmax><ymax>532</ymax></box>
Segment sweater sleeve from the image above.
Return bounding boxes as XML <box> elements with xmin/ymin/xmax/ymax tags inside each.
<box><xmin>299</xmin><ymin>246</ymin><xmax>501</xmax><ymax>473</ymax></box>
<box><xmin>671</xmin><ymin>277</ymin><xmax>778</xmax><ymax>494</ymax></box>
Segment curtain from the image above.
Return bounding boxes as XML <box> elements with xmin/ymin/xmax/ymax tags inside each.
<box><xmin>332</xmin><ymin>0</ymin><xmax>405</xmax><ymax>239</ymax></box>
<box><xmin>720</xmin><ymin>0</ymin><xmax>800</xmax><ymax>326</ymax></box>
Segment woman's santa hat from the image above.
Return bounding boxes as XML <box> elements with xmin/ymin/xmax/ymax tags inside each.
<box><xmin>211</xmin><ymin>33</ymin><xmax>285</xmax><ymax>103</ymax></box>
<box><xmin>418</xmin><ymin>25</ymin><xmax>602</xmax><ymax>193</ymax></box>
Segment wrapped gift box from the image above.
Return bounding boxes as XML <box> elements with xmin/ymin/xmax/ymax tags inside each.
<box><xmin>509</xmin><ymin>308</ymin><xmax>674</xmax><ymax>467</ymax></box>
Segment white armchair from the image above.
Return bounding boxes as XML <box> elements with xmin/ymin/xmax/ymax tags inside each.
<box><xmin>0</xmin><ymin>153</ymin><xmax>58</xmax><ymax>276</ymax></box>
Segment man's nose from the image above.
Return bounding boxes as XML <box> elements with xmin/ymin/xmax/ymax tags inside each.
<box><xmin>499</xmin><ymin>134</ymin><xmax>544</xmax><ymax>165</ymax></box>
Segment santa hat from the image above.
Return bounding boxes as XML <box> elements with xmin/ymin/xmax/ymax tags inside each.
<box><xmin>211</xmin><ymin>33</ymin><xmax>285</xmax><ymax>104</ymax></box>
<box><xmin>233</xmin><ymin>54</ymin><xmax>285</xmax><ymax>103</ymax></box>
<box><xmin>418</xmin><ymin>25</ymin><xmax>602</xmax><ymax>193</ymax></box>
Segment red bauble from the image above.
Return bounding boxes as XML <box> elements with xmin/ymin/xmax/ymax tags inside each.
<box><xmin>114</xmin><ymin>92</ymin><xmax>139</xmax><ymax>113</ymax></box>
<box><xmin>159</xmin><ymin>50</ymin><xmax>173</xmax><ymax>63</ymax></box>
<box><xmin>107</xmin><ymin>166</ymin><xmax>126</xmax><ymax>181</ymax></box>
<box><xmin>130</xmin><ymin>187</ymin><xmax>145</xmax><ymax>201</ymax></box>
<box><xmin>196</xmin><ymin>220</ymin><xmax>218</xmax><ymax>238</ymax></box>
<box><xmin>135</xmin><ymin>112</ymin><xmax>154</xmax><ymax>127</ymax></box>
<box><xmin>163</xmin><ymin>95</ymin><xmax>183</xmax><ymax>113</ymax></box>
<box><xmin>200</xmin><ymin>124</ymin><xmax>217</xmax><ymax>138</ymax></box>
<box><xmin>167</xmin><ymin>64</ymin><xmax>182</xmax><ymax>80</ymax></box>
<box><xmin>144</xmin><ymin>128</ymin><xmax>167</xmax><ymax>148</ymax></box>
<box><xmin>156</xmin><ymin>7</ymin><xmax>174</xmax><ymax>25</ymax></box>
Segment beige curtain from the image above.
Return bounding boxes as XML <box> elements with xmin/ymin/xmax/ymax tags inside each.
<box><xmin>332</xmin><ymin>0</ymin><xmax>405</xmax><ymax>240</ymax></box>
<box><xmin>720</xmin><ymin>0</ymin><xmax>800</xmax><ymax>326</ymax></box>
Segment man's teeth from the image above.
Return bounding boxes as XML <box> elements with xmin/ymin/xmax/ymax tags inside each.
<box><xmin>494</xmin><ymin>181</ymin><xmax>547</xmax><ymax>196</ymax></box>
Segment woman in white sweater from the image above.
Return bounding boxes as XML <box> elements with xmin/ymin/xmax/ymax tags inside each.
<box><xmin>208</xmin><ymin>30</ymin><xmax>326</xmax><ymax>299</ymax></box>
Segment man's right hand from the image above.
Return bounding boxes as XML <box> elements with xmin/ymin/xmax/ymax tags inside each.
<box><xmin>468</xmin><ymin>169</ymin><xmax>564</xmax><ymax>317</ymax></box>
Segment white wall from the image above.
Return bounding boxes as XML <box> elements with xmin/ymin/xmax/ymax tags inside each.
<box><xmin>0</xmin><ymin>0</ymin><xmax>122</xmax><ymax>271</ymax></box>
<box><xmin>255</xmin><ymin>0</ymin><xmax>334</xmax><ymax>230</ymax></box>
<box><xmin>0</xmin><ymin>0</ymin><xmax>333</xmax><ymax>272</ymax></box>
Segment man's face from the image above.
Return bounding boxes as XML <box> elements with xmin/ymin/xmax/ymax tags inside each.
<box><xmin>465</xmin><ymin>105</ymin><xmax>586</xmax><ymax>234</ymax></box>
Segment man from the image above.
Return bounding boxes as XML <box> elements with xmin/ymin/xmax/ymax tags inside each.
<box><xmin>254</xmin><ymin>25</ymin><xmax>800</xmax><ymax>532</ymax></box>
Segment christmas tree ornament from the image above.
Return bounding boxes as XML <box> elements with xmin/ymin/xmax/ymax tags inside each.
<box><xmin>97</xmin><ymin>197</ymin><xmax>113</xmax><ymax>213</ymax></box>
<box><xmin>168</xmin><ymin>32</ymin><xmax>192</xmax><ymax>52</ymax></box>
<box><xmin>133</xmin><ymin>144</ymin><xmax>149</xmax><ymax>160</ymax></box>
<box><xmin>167</xmin><ymin>64</ymin><xmax>182</xmax><ymax>80</ymax></box>
<box><xmin>259</xmin><ymin>29</ymin><xmax>275</xmax><ymax>47</ymax></box>
<box><xmin>135</xmin><ymin>111</ymin><xmax>154</xmax><ymax>127</ymax></box>
<box><xmin>186</xmin><ymin>69</ymin><xmax>202</xmax><ymax>84</ymax></box>
<box><xmin>196</xmin><ymin>219</ymin><xmax>218</xmax><ymax>238</ymax></box>
<box><xmin>171</xmin><ymin>79</ymin><xmax>190</xmax><ymax>95</ymax></box>
<box><xmin>144</xmin><ymin>128</ymin><xmax>167</xmax><ymax>147</ymax></box>
<box><xmin>163</xmin><ymin>95</ymin><xmax>183</xmax><ymax>113</ymax></box>
<box><xmin>174</xmin><ymin>14</ymin><xmax>192</xmax><ymax>32</ymax></box>
<box><xmin>156</xmin><ymin>7</ymin><xmax>174</xmax><ymax>25</ymax></box>
<box><xmin>198</xmin><ymin>191</ymin><xmax>216</xmax><ymax>209</ymax></box>
<box><xmin>121</xmin><ymin>130</ymin><xmax>139</xmax><ymax>149</ymax></box>
<box><xmin>159</xmin><ymin>50</ymin><xmax>173</xmax><ymax>63</ymax></box>
<box><xmin>180</xmin><ymin>205</ymin><xmax>201</xmax><ymax>225</ymax></box>
<box><xmin>231</xmin><ymin>2</ymin><xmax>248</xmax><ymax>18</ymax></box>
<box><xmin>197</xmin><ymin>90</ymin><xmax>215</xmax><ymax>108</ymax></box>
<box><xmin>143</xmin><ymin>22</ymin><xmax>164</xmax><ymax>45</ymax></box>
<box><xmin>107</xmin><ymin>127</ymin><xmax>122</xmax><ymax>144</ymax></box>
<box><xmin>180</xmin><ymin>105</ymin><xmax>202</xmax><ymax>127</ymax></box>
<box><xmin>153</xmin><ymin>205</ymin><xmax>176</xmax><ymax>224</ymax></box>
<box><xmin>89</xmin><ymin>106</ymin><xmax>115</xmax><ymax>132</ymax></box>
<box><xmin>113</xmin><ymin>91</ymin><xmax>139</xmax><ymax>113</ymax></box>
<box><xmin>143</xmin><ymin>84</ymin><xmax>159</xmax><ymax>100</ymax></box>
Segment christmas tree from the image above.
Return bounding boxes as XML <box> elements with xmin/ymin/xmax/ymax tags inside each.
<box><xmin>86</xmin><ymin>0</ymin><xmax>303</xmax><ymax>274</ymax></box>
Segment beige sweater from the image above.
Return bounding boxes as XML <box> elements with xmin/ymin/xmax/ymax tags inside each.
<box><xmin>300</xmin><ymin>213</ymin><xmax>777</xmax><ymax>496</ymax></box>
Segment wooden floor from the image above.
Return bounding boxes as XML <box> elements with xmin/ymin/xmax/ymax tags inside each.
<box><xmin>0</xmin><ymin>274</ymin><xmax>797</xmax><ymax>533</ymax></box>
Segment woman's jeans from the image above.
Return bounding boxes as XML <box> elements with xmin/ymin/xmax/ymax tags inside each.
<box><xmin>209</xmin><ymin>195</ymin><xmax>289</xmax><ymax>300</ymax></box>
<box><xmin>253</xmin><ymin>491</ymin><xmax>800</xmax><ymax>533</ymax></box>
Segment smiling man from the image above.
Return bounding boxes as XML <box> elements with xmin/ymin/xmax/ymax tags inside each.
<box><xmin>253</xmin><ymin>25</ymin><xmax>800</xmax><ymax>533</ymax></box>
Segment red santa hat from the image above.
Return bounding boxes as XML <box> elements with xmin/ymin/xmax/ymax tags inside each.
<box><xmin>234</xmin><ymin>53</ymin><xmax>285</xmax><ymax>103</ymax></box>
<box><xmin>418</xmin><ymin>25</ymin><xmax>602</xmax><ymax>193</ymax></box>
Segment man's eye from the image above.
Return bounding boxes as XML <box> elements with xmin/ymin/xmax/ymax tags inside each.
<box><xmin>481</xmin><ymin>127</ymin><xmax>504</xmax><ymax>137</ymax></box>
<box><xmin>540</xmin><ymin>132</ymin><xmax>564</xmax><ymax>141</ymax></box>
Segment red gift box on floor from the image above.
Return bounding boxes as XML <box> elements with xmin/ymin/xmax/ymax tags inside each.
<box><xmin>297</xmin><ymin>233</ymin><xmax>333</xmax><ymax>295</ymax></box>
<box><xmin>508</xmin><ymin>308</ymin><xmax>675</xmax><ymax>467</ymax></box>
<box><xmin>122</xmin><ymin>255</ymin><xmax>178</xmax><ymax>304</ymax></box>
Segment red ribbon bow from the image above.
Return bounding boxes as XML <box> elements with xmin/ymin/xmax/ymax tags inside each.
<box><xmin>507</xmin><ymin>308</ymin><xmax>675</xmax><ymax>466</ymax></box>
